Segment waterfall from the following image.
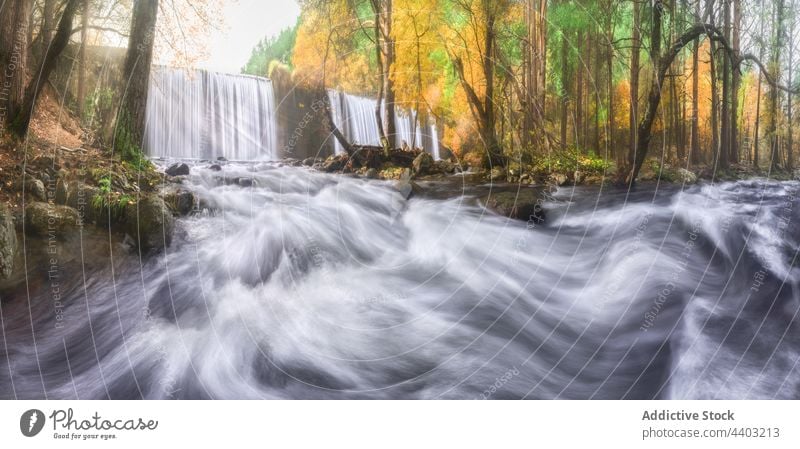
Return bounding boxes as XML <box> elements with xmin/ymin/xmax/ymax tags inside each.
<box><xmin>145</xmin><ymin>67</ymin><xmax>278</xmax><ymax>161</ymax></box>
<box><xmin>327</xmin><ymin>90</ymin><xmax>441</xmax><ymax>159</ymax></box>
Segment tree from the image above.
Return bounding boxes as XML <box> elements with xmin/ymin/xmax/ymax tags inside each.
<box><xmin>115</xmin><ymin>0</ymin><xmax>159</xmax><ymax>161</ymax></box>
<box><xmin>0</xmin><ymin>0</ymin><xmax>33</xmax><ymax>129</ymax></box>
<box><xmin>768</xmin><ymin>0</ymin><xmax>785</xmax><ymax>170</ymax></box>
<box><xmin>11</xmin><ymin>0</ymin><xmax>80</xmax><ymax>136</ymax></box>
<box><xmin>447</xmin><ymin>0</ymin><xmax>511</xmax><ymax>167</ymax></box>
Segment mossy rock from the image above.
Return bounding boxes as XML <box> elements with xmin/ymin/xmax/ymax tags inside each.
<box><xmin>483</xmin><ymin>189</ymin><xmax>546</xmax><ymax>223</ymax></box>
<box><xmin>24</xmin><ymin>203</ymin><xmax>82</xmax><ymax>238</ymax></box>
<box><xmin>124</xmin><ymin>195</ymin><xmax>174</xmax><ymax>251</ymax></box>
<box><xmin>0</xmin><ymin>203</ymin><xmax>17</xmax><ymax>279</ymax></box>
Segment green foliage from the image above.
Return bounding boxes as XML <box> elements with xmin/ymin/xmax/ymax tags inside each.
<box><xmin>532</xmin><ymin>148</ymin><xmax>611</xmax><ymax>175</ymax></box>
<box><xmin>241</xmin><ymin>23</ymin><xmax>299</xmax><ymax>76</ymax></box>
<box><xmin>83</xmin><ymin>88</ymin><xmax>116</xmax><ymax>124</ymax></box>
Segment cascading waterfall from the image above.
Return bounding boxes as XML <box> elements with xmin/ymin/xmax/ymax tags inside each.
<box><xmin>144</xmin><ymin>67</ymin><xmax>279</xmax><ymax>161</ymax></box>
<box><xmin>327</xmin><ymin>90</ymin><xmax>441</xmax><ymax>159</ymax></box>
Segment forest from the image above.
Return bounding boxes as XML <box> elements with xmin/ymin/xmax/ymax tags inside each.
<box><xmin>0</xmin><ymin>0</ymin><xmax>798</xmax><ymax>184</ymax></box>
<box><xmin>246</xmin><ymin>0</ymin><xmax>800</xmax><ymax>184</ymax></box>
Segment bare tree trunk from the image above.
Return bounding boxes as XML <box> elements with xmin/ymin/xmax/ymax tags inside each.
<box><xmin>383</xmin><ymin>0</ymin><xmax>397</xmax><ymax>148</ymax></box>
<box><xmin>628</xmin><ymin>0</ymin><xmax>641</xmax><ymax>168</ymax></box>
<box><xmin>690</xmin><ymin>2</ymin><xmax>701</xmax><ymax>165</ymax></box>
<box><xmin>0</xmin><ymin>0</ymin><xmax>33</xmax><ymax>129</ymax></box>
<box><xmin>12</xmin><ymin>0</ymin><xmax>79</xmax><ymax>136</ymax></box>
<box><xmin>720</xmin><ymin>0</ymin><xmax>730</xmax><ymax>168</ymax></box>
<box><xmin>560</xmin><ymin>33</ymin><xmax>569</xmax><ymax>151</ymax></box>
<box><xmin>116</xmin><ymin>0</ymin><xmax>158</xmax><ymax>160</ymax></box>
<box><xmin>77</xmin><ymin>0</ymin><xmax>90</xmax><ymax>121</ymax></box>
<box><xmin>768</xmin><ymin>0</ymin><xmax>785</xmax><ymax>171</ymax></box>
<box><xmin>710</xmin><ymin>40</ymin><xmax>719</xmax><ymax>166</ymax></box>
<box><xmin>730</xmin><ymin>0</ymin><xmax>741</xmax><ymax>163</ymax></box>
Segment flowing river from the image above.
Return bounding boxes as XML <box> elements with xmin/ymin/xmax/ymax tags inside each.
<box><xmin>1</xmin><ymin>163</ymin><xmax>799</xmax><ymax>399</ymax></box>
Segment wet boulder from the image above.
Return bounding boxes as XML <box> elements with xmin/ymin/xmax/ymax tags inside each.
<box><xmin>165</xmin><ymin>163</ymin><xmax>190</xmax><ymax>177</ymax></box>
<box><xmin>125</xmin><ymin>195</ymin><xmax>174</xmax><ymax>251</ymax></box>
<box><xmin>412</xmin><ymin>152</ymin><xmax>434</xmax><ymax>176</ymax></box>
<box><xmin>483</xmin><ymin>189</ymin><xmax>546</xmax><ymax>223</ymax></box>
<box><xmin>162</xmin><ymin>187</ymin><xmax>195</xmax><ymax>216</ymax></box>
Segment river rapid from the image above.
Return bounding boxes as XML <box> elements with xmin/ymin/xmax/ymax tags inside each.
<box><xmin>1</xmin><ymin>163</ymin><xmax>798</xmax><ymax>399</ymax></box>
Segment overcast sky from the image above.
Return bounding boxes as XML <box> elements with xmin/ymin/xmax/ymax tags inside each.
<box><xmin>201</xmin><ymin>0</ymin><xmax>301</xmax><ymax>73</ymax></box>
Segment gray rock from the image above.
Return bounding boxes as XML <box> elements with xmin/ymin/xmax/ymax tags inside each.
<box><xmin>55</xmin><ymin>178</ymin><xmax>69</xmax><ymax>205</ymax></box>
<box><xmin>549</xmin><ymin>173</ymin><xmax>569</xmax><ymax>186</ymax></box>
<box><xmin>209</xmin><ymin>164</ymin><xmax>222</xmax><ymax>171</ymax></box>
<box><xmin>394</xmin><ymin>179</ymin><xmax>424</xmax><ymax>200</ymax></box>
<box><xmin>412</xmin><ymin>152</ymin><xmax>434</xmax><ymax>176</ymax></box>
<box><xmin>489</xmin><ymin>167</ymin><xmax>505</xmax><ymax>182</ymax></box>
<box><xmin>365</xmin><ymin>168</ymin><xmax>379</xmax><ymax>179</ymax></box>
<box><xmin>322</xmin><ymin>155</ymin><xmax>347</xmax><ymax>172</ymax></box>
<box><xmin>24</xmin><ymin>202</ymin><xmax>82</xmax><ymax>238</ymax></box>
<box><xmin>26</xmin><ymin>178</ymin><xmax>47</xmax><ymax>201</ymax></box>
<box><xmin>238</xmin><ymin>177</ymin><xmax>254</xmax><ymax>187</ymax></box>
<box><xmin>165</xmin><ymin>163</ymin><xmax>190</xmax><ymax>177</ymax></box>
<box><xmin>125</xmin><ymin>195</ymin><xmax>174</xmax><ymax>251</ymax></box>
<box><xmin>65</xmin><ymin>182</ymin><xmax>100</xmax><ymax>224</ymax></box>
<box><xmin>0</xmin><ymin>204</ymin><xmax>17</xmax><ymax>279</ymax></box>
<box><xmin>163</xmin><ymin>188</ymin><xmax>195</xmax><ymax>216</ymax></box>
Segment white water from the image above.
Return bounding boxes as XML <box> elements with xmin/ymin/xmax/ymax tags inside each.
<box><xmin>327</xmin><ymin>90</ymin><xmax>441</xmax><ymax>159</ymax></box>
<box><xmin>144</xmin><ymin>67</ymin><xmax>279</xmax><ymax>161</ymax></box>
<box><xmin>2</xmin><ymin>165</ymin><xmax>799</xmax><ymax>399</ymax></box>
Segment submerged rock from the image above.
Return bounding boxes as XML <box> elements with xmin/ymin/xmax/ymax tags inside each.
<box><xmin>365</xmin><ymin>168</ymin><xmax>379</xmax><ymax>179</ymax></box>
<box><xmin>165</xmin><ymin>163</ymin><xmax>190</xmax><ymax>177</ymax></box>
<box><xmin>208</xmin><ymin>164</ymin><xmax>222</xmax><ymax>171</ymax></box>
<box><xmin>483</xmin><ymin>189</ymin><xmax>546</xmax><ymax>223</ymax></box>
<box><xmin>125</xmin><ymin>195</ymin><xmax>174</xmax><ymax>252</ymax></box>
<box><xmin>24</xmin><ymin>202</ymin><xmax>82</xmax><ymax>238</ymax></box>
<box><xmin>0</xmin><ymin>204</ymin><xmax>17</xmax><ymax>279</ymax></box>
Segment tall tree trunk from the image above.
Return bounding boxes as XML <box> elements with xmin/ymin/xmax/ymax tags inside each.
<box><xmin>12</xmin><ymin>0</ymin><xmax>79</xmax><ymax>136</ymax></box>
<box><xmin>730</xmin><ymin>0</ymin><xmax>741</xmax><ymax>163</ymax></box>
<box><xmin>383</xmin><ymin>0</ymin><xmax>397</xmax><ymax>148</ymax></box>
<box><xmin>576</xmin><ymin>30</ymin><xmax>584</xmax><ymax>152</ymax></box>
<box><xmin>628</xmin><ymin>0</ymin><xmax>641</xmax><ymax>168</ymax></box>
<box><xmin>40</xmin><ymin>0</ymin><xmax>56</xmax><ymax>58</ymax></box>
<box><xmin>768</xmin><ymin>0</ymin><xmax>785</xmax><ymax>171</ymax></box>
<box><xmin>710</xmin><ymin>40</ymin><xmax>719</xmax><ymax>166</ymax></box>
<box><xmin>787</xmin><ymin>0</ymin><xmax>795</xmax><ymax>171</ymax></box>
<box><xmin>754</xmin><ymin>71</ymin><xmax>762</xmax><ymax>167</ymax></box>
<box><xmin>77</xmin><ymin>0</ymin><xmax>90</xmax><ymax>121</ymax></box>
<box><xmin>606</xmin><ymin>0</ymin><xmax>615</xmax><ymax>161</ymax></box>
<box><xmin>0</xmin><ymin>0</ymin><xmax>33</xmax><ymax>129</ymax></box>
<box><xmin>625</xmin><ymin>0</ymin><xmax>663</xmax><ymax>184</ymax></box>
<box><xmin>560</xmin><ymin>32</ymin><xmax>569</xmax><ymax>151</ymax></box>
<box><xmin>690</xmin><ymin>2</ymin><xmax>700</xmax><ymax>165</ymax></box>
<box><xmin>116</xmin><ymin>0</ymin><xmax>159</xmax><ymax>160</ymax></box>
<box><xmin>372</xmin><ymin>5</ymin><xmax>387</xmax><ymax>149</ymax></box>
<box><xmin>720</xmin><ymin>0</ymin><xmax>730</xmax><ymax>168</ymax></box>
